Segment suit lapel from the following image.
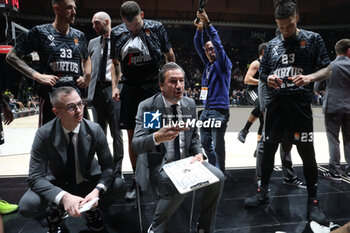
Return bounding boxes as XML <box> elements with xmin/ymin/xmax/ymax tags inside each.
<box><xmin>52</xmin><ymin>118</ymin><xmax>68</xmax><ymax>165</ymax></box>
<box><xmin>154</xmin><ymin>94</ymin><xmax>170</xmax><ymax>151</ymax></box>
<box><xmin>77</xmin><ymin>120</ymin><xmax>91</xmax><ymax>176</ymax></box>
<box><xmin>95</xmin><ymin>36</ymin><xmax>102</xmax><ymax>67</ymax></box>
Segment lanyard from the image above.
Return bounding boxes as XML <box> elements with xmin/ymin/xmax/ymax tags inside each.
<box><xmin>204</xmin><ymin>63</ymin><xmax>214</xmax><ymax>87</ymax></box>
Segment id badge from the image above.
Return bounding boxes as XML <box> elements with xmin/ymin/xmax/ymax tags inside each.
<box><xmin>199</xmin><ymin>87</ymin><xmax>208</xmax><ymax>100</ymax></box>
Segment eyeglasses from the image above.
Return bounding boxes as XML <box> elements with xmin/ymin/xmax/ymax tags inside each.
<box><xmin>56</xmin><ymin>100</ymin><xmax>85</xmax><ymax>112</ymax></box>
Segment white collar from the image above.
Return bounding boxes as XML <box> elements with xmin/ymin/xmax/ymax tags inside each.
<box><xmin>161</xmin><ymin>95</ymin><xmax>180</xmax><ymax>108</ymax></box>
<box><xmin>62</xmin><ymin>124</ymin><xmax>80</xmax><ymax>135</ymax></box>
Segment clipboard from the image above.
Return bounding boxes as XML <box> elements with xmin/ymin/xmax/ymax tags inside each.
<box><xmin>163</xmin><ymin>156</ymin><xmax>219</xmax><ymax>194</ymax></box>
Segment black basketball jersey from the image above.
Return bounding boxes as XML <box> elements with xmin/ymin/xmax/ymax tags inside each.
<box><xmin>259</xmin><ymin>29</ymin><xmax>330</xmax><ymax>104</ymax></box>
<box><xmin>15</xmin><ymin>24</ymin><xmax>88</xmax><ymax>87</ymax></box>
<box><xmin>110</xmin><ymin>19</ymin><xmax>172</xmax><ymax>86</ymax></box>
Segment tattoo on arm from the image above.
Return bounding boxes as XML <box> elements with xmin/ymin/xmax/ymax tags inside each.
<box><xmin>6</xmin><ymin>49</ymin><xmax>37</xmax><ymax>79</ymax></box>
<box><xmin>311</xmin><ymin>65</ymin><xmax>332</xmax><ymax>82</ymax></box>
<box><xmin>111</xmin><ymin>59</ymin><xmax>121</xmax><ymax>88</ymax></box>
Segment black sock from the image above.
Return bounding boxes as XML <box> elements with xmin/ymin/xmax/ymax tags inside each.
<box><xmin>243</xmin><ymin>121</ymin><xmax>253</xmax><ymax>131</ymax></box>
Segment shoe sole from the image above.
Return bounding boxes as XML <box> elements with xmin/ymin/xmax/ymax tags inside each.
<box><xmin>0</xmin><ymin>208</ymin><xmax>18</xmax><ymax>214</ymax></box>
<box><xmin>237</xmin><ymin>136</ymin><xmax>245</xmax><ymax>143</ymax></box>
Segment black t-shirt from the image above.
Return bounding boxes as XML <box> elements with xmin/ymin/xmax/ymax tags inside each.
<box><xmin>259</xmin><ymin>29</ymin><xmax>330</xmax><ymax>104</ymax></box>
<box><xmin>15</xmin><ymin>24</ymin><xmax>88</xmax><ymax>88</ymax></box>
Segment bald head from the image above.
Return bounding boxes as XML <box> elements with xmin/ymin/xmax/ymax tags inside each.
<box><xmin>92</xmin><ymin>11</ymin><xmax>111</xmax><ymax>37</ymax></box>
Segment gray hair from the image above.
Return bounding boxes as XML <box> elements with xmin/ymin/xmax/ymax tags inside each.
<box><xmin>158</xmin><ymin>62</ymin><xmax>185</xmax><ymax>83</ymax></box>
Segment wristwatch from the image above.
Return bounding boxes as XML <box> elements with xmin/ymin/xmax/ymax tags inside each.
<box><xmin>95</xmin><ymin>186</ymin><xmax>105</xmax><ymax>196</ymax></box>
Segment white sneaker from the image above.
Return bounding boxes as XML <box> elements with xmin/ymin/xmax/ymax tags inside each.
<box><xmin>310</xmin><ymin>221</ymin><xmax>330</xmax><ymax>233</ymax></box>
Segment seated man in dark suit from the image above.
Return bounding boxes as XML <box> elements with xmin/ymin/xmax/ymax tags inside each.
<box><xmin>18</xmin><ymin>86</ymin><xmax>126</xmax><ymax>233</ymax></box>
<box><xmin>132</xmin><ymin>62</ymin><xmax>225</xmax><ymax>233</ymax></box>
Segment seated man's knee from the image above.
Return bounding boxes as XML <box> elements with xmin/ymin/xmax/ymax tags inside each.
<box><xmin>109</xmin><ymin>177</ymin><xmax>126</xmax><ymax>197</ymax></box>
<box><xmin>157</xmin><ymin>171</ymin><xmax>179</xmax><ymax>198</ymax></box>
<box><xmin>113</xmin><ymin>177</ymin><xmax>127</xmax><ymax>194</ymax></box>
<box><xmin>206</xmin><ymin>162</ymin><xmax>225</xmax><ymax>183</ymax></box>
<box><xmin>19</xmin><ymin>190</ymin><xmax>45</xmax><ymax>218</ymax></box>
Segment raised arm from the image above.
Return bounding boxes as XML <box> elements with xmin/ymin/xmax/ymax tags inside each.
<box><xmin>193</xmin><ymin>17</ymin><xmax>208</xmax><ymax>65</ymax></box>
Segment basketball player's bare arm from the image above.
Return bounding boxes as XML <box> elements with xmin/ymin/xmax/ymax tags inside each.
<box><xmin>76</xmin><ymin>57</ymin><xmax>91</xmax><ymax>88</ymax></box>
<box><xmin>111</xmin><ymin>58</ymin><xmax>121</xmax><ymax>101</ymax></box>
<box><xmin>290</xmin><ymin>65</ymin><xmax>332</xmax><ymax>87</ymax></box>
<box><xmin>6</xmin><ymin>48</ymin><xmax>58</xmax><ymax>86</ymax></box>
<box><xmin>244</xmin><ymin>60</ymin><xmax>260</xmax><ymax>85</ymax></box>
<box><xmin>164</xmin><ymin>48</ymin><xmax>175</xmax><ymax>63</ymax></box>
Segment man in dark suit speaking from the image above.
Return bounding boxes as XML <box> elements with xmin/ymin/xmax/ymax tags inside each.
<box><xmin>18</xmin><ymin>86</ymin><xmax>126</xmax><ymax>233</ymax></box>
<box><xmin>132</xmin><ymin>62</ymin><xmax>225</xmax><ymax>233</ymax></box>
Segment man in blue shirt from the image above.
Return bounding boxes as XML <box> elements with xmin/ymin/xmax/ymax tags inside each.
<box><xmin>194</xmin><ymin>10</ymin><xmax>231</xmax><ymax>172</ymax></box>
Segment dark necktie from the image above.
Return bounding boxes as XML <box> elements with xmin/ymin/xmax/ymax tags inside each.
<box><xmin>171</xmin><ymin>104</ymin><xmax>180</xmax><ymax>161</ymax></box>
<box><xmin>99</xmin><ymin>38</ymin><xmax>108</xmax><ymax>84</ymax></box>
<box><xmin>67</xmin><ymin>132</ymin><xmax>76</xmax><ymax>187</ymax></box>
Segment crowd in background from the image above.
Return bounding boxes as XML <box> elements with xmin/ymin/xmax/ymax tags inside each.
<box><xmin>2</xmin><ymin>24</ymin><xmax>348</xmax><ymax>109</ymax></box>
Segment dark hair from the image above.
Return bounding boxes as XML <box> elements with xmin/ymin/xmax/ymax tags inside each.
<box><xmin>50</xmin><ymin>86</ymin><xmax>76</xmax><ymax>106</ymax></box>
<box><xmin>52</xmin><ymin>0</ymin><xmax>75</xmax><ymax>6</ymax></box>
<box><xmin>273</xmin><ymin>0</ymin><xmax>298</xmax><ymax>19</ymax></box>
<box><xmin>120</xmin><ymin>1</ymin><xmax>141</xmax><ymax>22</ymax></box>
<box><xmin>158</xmin><ymin>62</ymin><xmax>185</xmax><ymax>83</ymax></box>
<box><xmin>335</xmin><ymin>39</ymin><xmax>350</xmax><ymax>55</ymax></box>
<box><xmin>258</xmin><ymin>43</ymin><xmax>267</xmax><ymax>56</ymax></box>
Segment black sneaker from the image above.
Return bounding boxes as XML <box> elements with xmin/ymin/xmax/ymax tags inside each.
<box><xmin>238</xmin><ymin>129</ymin><xmax>249</xmax><ymax>143</ymax></box>
<box><xmin>244</xmin><ymin>187</ymin><xmax>269</xmax><ymax>207</ymax></box>
<box><xmin>283</xmin><ymin>177</ymin><xmax>306</xmax><ymax>188</ymax></box>
<box><xmin>85</xmin><ymin>208</ymin><xmax>105</xmax><ymax>232</ymax></box>
<box><xmin>318</xmin><ymin>170</ymin><xmax>342</xmax><ymax>181</ymax></box>
<box><xmin>47</xmin><ymin>205</ymin><xmax>63</xmax><ymax>233</ymax></box>
<box><xmin>47</xmin><ymin>225</ymin><xmax>61</xmax><ymax>233</ymax></box>
<box><xmin>307</xmin><ymin>199</ymin><xmax>326</xmax><ymax>224</ymax></box>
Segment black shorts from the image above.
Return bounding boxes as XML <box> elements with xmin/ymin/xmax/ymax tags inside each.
<box><xmin>120</xmin><ymin>82</ymin><xmax>160</xmax><ymax>129</ymax></box>
<box><xmin>264</xmin><ymin>97</ymin><xmax>313</xmax><ymax>144</ymax></box>
<box><xmin>246</xmin><ymin>87</ymin><xmax>259</xmax><ymax>106</ymax></box>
